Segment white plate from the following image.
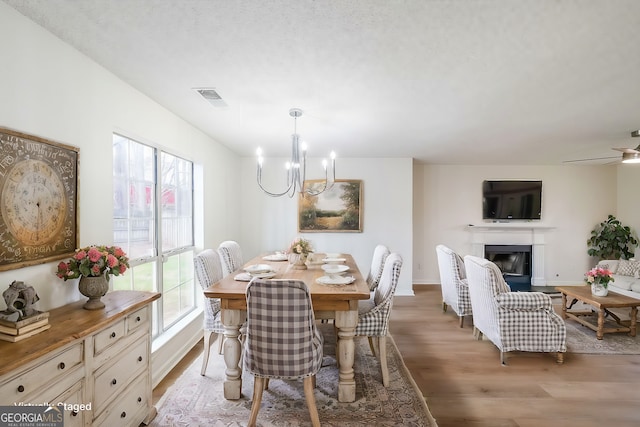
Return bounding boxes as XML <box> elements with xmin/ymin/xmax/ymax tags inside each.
<box><xmin>321</xmin><ymin>264</ymin><xmax>349</xmax><ymax>274</ymax></box>
<box><xmin>263</xmin><ymin>253</ymin><xmax>288</xmax><ymax>261</ymax></box>
<box><xmin>250</xmin><ymin>271</ymin><xmax>277</xmax><ymax>279</ymax></box>
<box><xmin>244</xmin><ymin>264</ymin><xmax>273</xmax><ymax>274</ymax></box>
<box><xmin>322</xmin><ymin>257</ymin><xmax>347</xmax><ymax>264</ymax></box>
<box><xmin>235</xmin><ymin>271</ymin><xmax>277</xmax><ymax>281</ymax></box>
<box><xmin>316</xmin><ymin>275</ymin><xmax>356</xmax><ymax>286</ymax></box>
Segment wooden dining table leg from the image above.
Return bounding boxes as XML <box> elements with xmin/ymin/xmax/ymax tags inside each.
<box><xmin>335</xmin><ymin>309</ymin><xmax>358</xmax><ymax>403</ymax></box>
<box><xmin>221</xmin><ymin>308</ymin><xmax>245</xmax><ymax>399</ymax></box>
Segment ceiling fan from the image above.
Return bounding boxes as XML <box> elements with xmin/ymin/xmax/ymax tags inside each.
<box><xmin>563</xmin><ymin>131</ymin><xmax>640</xmax><ymax>164</ymax></box>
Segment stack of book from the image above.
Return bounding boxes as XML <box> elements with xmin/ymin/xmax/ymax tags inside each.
<box><xmin>0</xmin><ymin>311</ymin><xmax>50</xmax><ymax>342</ymax></box>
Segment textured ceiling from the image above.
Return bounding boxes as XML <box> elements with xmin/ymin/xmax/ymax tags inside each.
<box><xmin>4</xmin><ymin>0</ymin><xmax>640</xmax><ymax>165</ymax></box>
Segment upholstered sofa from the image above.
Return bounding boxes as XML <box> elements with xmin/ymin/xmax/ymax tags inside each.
<box><xmin>596</xmin><ymin>259</ymin><xmax>640</xmax><ymax>298</ymax></box>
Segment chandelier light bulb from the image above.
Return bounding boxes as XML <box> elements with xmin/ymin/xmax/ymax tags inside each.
<box><xmin>256</xmin><ymin>147</ymin><xmax>263</xmax><ymax>157</ymax></box>
<box><xmin>330</xmin><ymin>151</ymin><xmax>336</xmax><ymax>160</ymax></box>
<box><xmin>322</xmin><ymin>159</ymin><xmax>328</xmax><ymax>170</ymax></box>
<box><xmin>285</xmin><ymin>162</ymin><xmax>291</xmax><ymax>170</ymax></box>
<box><xmin>301</xmin><ymin>141</ymin><xmax>308</xmax><ymax>152</ymax></box>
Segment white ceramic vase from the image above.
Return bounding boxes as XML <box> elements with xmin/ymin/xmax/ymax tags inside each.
<box><xmin>591</xmin><ymin>283</ymin><xmax>608</xmax><ymax>297</ymax></box>
<box><xmin>289</xmin><ymin>253</ymin><xmax>308</xmax><ymax>270</ymax></box>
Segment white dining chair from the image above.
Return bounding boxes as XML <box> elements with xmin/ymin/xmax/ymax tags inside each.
<box><xmin>217</xmin><ymin>240</ymin><xmax>243</xmax><ymax>276</ymax></box>
<box><xmin>366</xmin><ymin>244</ymin><xmax>390</xmax><ymax>291</ymax></box>
<box><xmin>355</xmin><ymin>252</ymin><xmax>403</xmax><ymax>386</ymax></box>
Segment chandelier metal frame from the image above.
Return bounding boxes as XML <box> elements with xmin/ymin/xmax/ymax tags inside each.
<box><xmin>256</xmin><ymin>108</ymin><xmax>336</xmax><ymax>198</ymax></box>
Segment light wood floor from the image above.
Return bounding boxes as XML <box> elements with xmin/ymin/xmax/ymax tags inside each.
<box><xmin>153</xmin><ymin>285</ymin><xmax>640</xmax><ymax>426</ymax></box>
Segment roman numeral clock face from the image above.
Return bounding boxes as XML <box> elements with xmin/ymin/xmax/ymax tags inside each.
<box><xmin>0</xmin><ymin>128</ymin><xmax>78</xmax><ymax>271</ymax></box>
<box><xmin>1</xmin><ymin>159</ymin><xmax>66</xmax><ymax>246</ymax></box>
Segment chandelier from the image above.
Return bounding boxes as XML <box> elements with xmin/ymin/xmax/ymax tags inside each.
<box><xmin>256</xmin><ymin>108</ymin><xmax>336</xmax><ymax>197</ymax></box>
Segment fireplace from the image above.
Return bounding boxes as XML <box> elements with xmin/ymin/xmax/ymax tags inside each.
<box><xmin>484</xmin><ymin>244</ymin><xmax>532</xmax><ymax>291</ymax></box>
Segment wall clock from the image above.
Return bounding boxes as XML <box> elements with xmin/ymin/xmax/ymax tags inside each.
<box><xmin>0</xmin><ymin>128</ymin><xmax>79</xmax><ymax>271</ymax></box>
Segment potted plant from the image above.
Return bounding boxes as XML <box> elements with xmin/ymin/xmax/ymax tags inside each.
<box><xmin>56</xmin><ymin>245</ymin><xmax>130</xmax><ymax>310</ymax></box>
<box><xmin>286</xmin><ymin>237</ymin><xmax>313</xmax><ymax>270</ymax></box>
<box><xmin>584</xmin><ymin>266</ymin><xmax>614</xmax><ymax>297</ymax></box>
<box><xmin>587</xmin><ymin>215</ymin><xmax>638</xmax><ymax>260</ymax></box>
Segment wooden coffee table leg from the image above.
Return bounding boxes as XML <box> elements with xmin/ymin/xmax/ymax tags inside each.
<box><xmin>597</xmin><ymin>308</ymin><xmax>605</xmax><ymax>340</ymax></box>
<box><xmin>630</xmin><ymin>306</ymin><xmax>638</xmax><ymax>337</ymax></box>
<box><xmin>561</xmin><ymin>293</ymin><xmax>567</xmax><ymax>319</ymax></box>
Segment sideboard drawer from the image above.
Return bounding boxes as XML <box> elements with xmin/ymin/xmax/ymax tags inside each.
<box><xmin>0</xmin><ymin>343</ymin><xmax>83</xmax><ymax>402</ymax></box>
<box><xmin>93</xmin><ymin>372</ymin><xmax>149</xmax><ymax>427</ymax></box>
<box><xmin>53</xmin><ymin>380</ymin><xmax>85</xmax><ymax>427</ymax></box>
<box><xmin>126</xmin><ymin>307</ymin><xmax>148</xmax><ymax>334</ymax></box>
<box><xmin>93</xmin><ymin>337</ymin><xmax>147</xmax><ymax>414</ymax></box>
<box><xmin>94</xmin><ymin>318</ymin><xmax>125</xmax><ymax>355</ymax></box>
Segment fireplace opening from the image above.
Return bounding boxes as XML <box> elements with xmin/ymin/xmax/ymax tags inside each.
<box><xmin>484</xmin><ymin>244</ymin><xmax>532</xmax><ymax>291</ymax></box>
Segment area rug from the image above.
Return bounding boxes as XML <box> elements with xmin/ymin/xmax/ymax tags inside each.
<box><xmin>550</xmin><ymin>297</ymin><xmax>640</xmax><ymax>354</ymax></box>
<box><xmin>565</xmin><ymin>316</ymin><xmax>640</xmax><ymax>354</ymax></box>
<box><xmin>150</xmin><ymin>324</ymin><xmax>437</xmax><ymax>427</ymax></box>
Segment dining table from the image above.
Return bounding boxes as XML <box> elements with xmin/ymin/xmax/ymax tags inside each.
<box><xmin>204</xmin><ymin>252</ymin><xmax>371</xmax><ymax>403</ymax></box>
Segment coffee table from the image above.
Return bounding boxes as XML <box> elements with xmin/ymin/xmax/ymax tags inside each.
<box><xmin>555</xmin><ymin>286</ymin><xmax>639</xmax><ymax>340</ymax></box>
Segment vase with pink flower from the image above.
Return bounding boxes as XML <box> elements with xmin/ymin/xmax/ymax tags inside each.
<box><xmin>56</xmin><ymin>245</ymin><xmax>130</xmax><ymax>310</ymax></box>
<box><xmin>584</xmin><ymin>266</ymin><xmax>614</xmax><ymax>297</ymax></box>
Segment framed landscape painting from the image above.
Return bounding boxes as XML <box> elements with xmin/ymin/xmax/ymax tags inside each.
<box><xmin>299</xmin><ymin>179</ymin><xmax>363</xmax><ymax>233</ymax></box>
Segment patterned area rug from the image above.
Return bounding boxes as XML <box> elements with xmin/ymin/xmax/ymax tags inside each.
<box><xmin>551</xmin><ymin>297</ymin><xmax>640</xmax><ymax>354</ymax></box>
<box><xmin>150</xmin><ymin>324</ymin><xmax>437</xmax><ymax>426</ymax></box>
<box><xmin>565</xmin><ymin>315</ymin><xmax>640</xmax><ymax>354</ymax></box>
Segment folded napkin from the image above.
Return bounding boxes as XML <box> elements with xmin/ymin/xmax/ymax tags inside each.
<box><xmin>234</xmin><ymin>273</ymin><xmax>252</xmax><ymax>282</ymax></box>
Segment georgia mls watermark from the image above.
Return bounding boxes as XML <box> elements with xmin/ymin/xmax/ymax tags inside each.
<box><xmin>0</xmin><ymin>402</ymin><xmax>91</xmax><ymax>427</ymax></box>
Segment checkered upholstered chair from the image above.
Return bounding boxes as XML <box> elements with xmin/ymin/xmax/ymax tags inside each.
<box><xmin>194</xmin><ymin>249</ymin><xmax>225</xmax><ymax>375</ymax></box>
<box><xmin>366</xmin><ymin>244</ymin><xmax>390</xmax><ymax>291</ymax></box>
<box><xmin>463</xmin><ymin>255</ymin><xmax>566</xmax><ymax>365</ymax></box>
<box><xmin>217</xmin><ymin>240</ymin><xmax>243</xmax><ymax>276</ymax></box>
<box><xmin>355</xmin><ymin>252</ymin><xmax>403</xmax><ymax>386</ymax></box>
<box><xmin>245</xmin><ymin>279</ymin><xmax>323</xmax><ymax>427</ymax></box>
<box><xmin>436</xmin><ymin>244</ymin><xmax>472</xmax><ymax>327</ymax></box>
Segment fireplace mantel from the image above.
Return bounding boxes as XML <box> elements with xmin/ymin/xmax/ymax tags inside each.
<box><xmin>465</xmin><ymin>223</ymin><xmax>555</xmax><ymax>286</ymax></box>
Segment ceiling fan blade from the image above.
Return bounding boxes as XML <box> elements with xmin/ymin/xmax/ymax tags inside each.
<box><xmin>562</xmin><ymin>156</ymin><xmax>619</xmax><ymax>164</ymax></box>
<box><xmin>612</xmin><ymin>147</ymin><xmax>640</xmax><ymax>154</ymax></box>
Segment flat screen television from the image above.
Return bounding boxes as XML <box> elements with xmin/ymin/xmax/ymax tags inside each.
<box><xmin>482</xmin><ymin>180</ymin><xmax>542</xmax><ymax>220</ymax></box>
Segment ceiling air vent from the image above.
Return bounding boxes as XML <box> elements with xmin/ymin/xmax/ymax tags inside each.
<box><xmin>194</xmin><ymin>88</ymin><xmax>228</xmax><ymax>108</ymax></box>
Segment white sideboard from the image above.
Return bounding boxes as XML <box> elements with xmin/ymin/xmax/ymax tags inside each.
<box><xmin>0</xmin><ymin>290</ymin><xmax>161</xmax><ymax>426</ymax></box>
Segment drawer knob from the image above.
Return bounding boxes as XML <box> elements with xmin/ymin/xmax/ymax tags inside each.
<box><xmin>111</xmin><ymin>378</ymin><xmax>117</xmax><ymax>385</ymax></box>
<box><xmin>137</xmin><ymin>397</ymin><xmax>142</xmax><ymax>403</ymax></box>
<box><xmin>120</xmin><ymin>411</ymin><xmax>127</xmax><ymax>418</ymax></box>
<box><xmin>58</xmin><ymin>362</ymin><xmax>66</xmax><ymax>370</ymax></box>
<box><xmin>71</xmin><ymin>411</ymin><xmax>78</xmax><ymax>417</ymax></box>
<box><xmin>138</xmin><ymin>356</ymin><xmax>143</xmax><ymax>362</ymax></box>
<box><xmin>110</xmin><ymin>332</ymin><xmax>117</xmax><ymax>338</ymax></box>
<box><xmin>17</xmin><ymin>385</ymin><xmax>24</xmax><ymax>393</ymax></box>
<box><xmin>136</xmin><ymin>316</ymin><xmax>141</xmax><ymax>322</ymax></box>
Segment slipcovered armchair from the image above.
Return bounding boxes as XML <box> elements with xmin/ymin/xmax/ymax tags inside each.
<box><xmin>435</xmin><ymin>244</ymin><xmax>472</xmax><ymax>327</ymax></box>
<box><xmin>463</xmin><ymin>255</ymin><xmax>566</xmax><ymax>365</ymax></box>
<box><xmin>217</xmin><ymin>240</ymin><xmax>243</xmax><ymax>276</ymax></box>
<box><xmin>355</xmin><ymin>252</ymin><xmax>403</xmax><ymax>386</ymax></box>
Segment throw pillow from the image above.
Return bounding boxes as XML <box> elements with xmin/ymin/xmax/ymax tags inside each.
<box><xmin>617</xmin><ymin>259</ymin><xmax>640</xmax><ymax>276</ymax></box>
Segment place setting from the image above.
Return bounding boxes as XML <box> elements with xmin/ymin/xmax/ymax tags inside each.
<box><xmin>261</xmin><ymin>251</ymin><xmax>288</xmax><ymax>262</ymax></box>
<box><xmin>316</xmin><ymin>256</ymin><xmax>355</xmax><ymax>286</ymax></box>
<box><xmin>234</xmin><ymin>263</ymin><xmax>277</xmax><ymax>281</ymax></box>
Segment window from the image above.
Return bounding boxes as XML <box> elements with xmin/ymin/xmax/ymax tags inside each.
<box><xmin>112</xmin><ymin>134</ymin><xmax>196</xmax><ymax>338</ymax></box>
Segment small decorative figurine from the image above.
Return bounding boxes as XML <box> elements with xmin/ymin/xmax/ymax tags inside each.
<box><xmin>1</xmin><ymin>280</ymin><xmax>40</xmax><ymax>320</ymax></box>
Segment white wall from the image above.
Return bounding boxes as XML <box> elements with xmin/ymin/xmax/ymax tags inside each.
<box><xmin>0</xmin><ymin>3</ymin><xmax>242</xmax><ymax>385</ymax></box>
<box><xmin>413</xmin><ymin>164</ymin><xmax>622</xmax><ymax>285</ymax></box>
<box><xmin>238</xmin><ymin>157</ymin><xmax>415</xmax><ymax>296</ymax></box>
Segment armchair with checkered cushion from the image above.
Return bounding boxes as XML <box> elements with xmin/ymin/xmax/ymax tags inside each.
<box><xmin>217</xmin><ymin>240</ymin><xmax>243</xmax><ymax>276</ymax></box>
<box><xmin>245</xmin><ymin>279</ymin><xmax>324</xmax><ymax>427</ymax></box>
<box><xmin>366</xmin><ymin>244</ymin><xmax>390</xmax><ymax>291</ymax></box>
<box><xmin>355</xmin><ymin>252</ymin><xmax>403</xmax><ymax>386</ymax></box>
<box><xmin>436</xmin><ymin>244</ymin><xmax>472</xmax><ymax>327</ymax></box>
<box><xmin>194</xmin><ymin>249</ymin><xmax>226</xmax><ymax>375</ymax></box>
<box><xmin>463</xmin><ymin>255</ymin><xmax>566</xmax><ymax>365</ymax></box>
